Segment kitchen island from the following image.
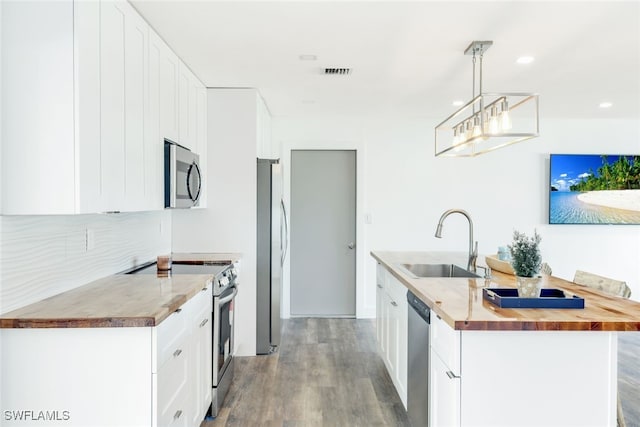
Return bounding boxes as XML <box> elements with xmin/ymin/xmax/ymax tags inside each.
<box><xmin>372</xmin><ymin>251</ymin><xmax>640</xmax><ymax>427</ymax></box>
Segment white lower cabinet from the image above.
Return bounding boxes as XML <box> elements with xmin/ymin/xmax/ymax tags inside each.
<box><xmin>430</xmin><ymin>352</ymin><xmax>461</xmax><ymax>427</ymax></box>
<box><xmin>189</xmin><ymin>286</ymin><xmax>213</xmax><ymax>425</ymax></box>
<box><xmin>154</xmin><ymin>283</ymin><xmax>213</xmax><ymax>427</ymax></box>
<box><xmin>430</xmin><ymin>313</ymin><xmax>461</xmax><ymax>427</ymax></box>
<box><xmin>0</xmin><ymin>285</ymin><xmax>213</xmax><ymax>427</ymax></box>
<box><xmin>375</xmin><ymin>264</ymin><xmax>408</xmax><ymax>408</ymax></box>
<box><xmin>429</xmin><ymin>317</ymin><xmax>618</xmax><ymax>427</ymax></box>
<box><xmin>154</xmin><ymin>302</ymin><xmax>190</xmax><ymax>426</ymax></box>
<box><xmin>156</xmin><ymin>343</ymin><xmax>190</xmax><ymax>426</ymax></box>
<box><xmin>375</xmin><ymin>264</ymin><xmax>386</xmax><ymax>356</ymax></box>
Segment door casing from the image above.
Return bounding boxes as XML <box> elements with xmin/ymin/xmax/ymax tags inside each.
<box><xmin>281</xmin><ymin>139</ymin><xmax>369</xmax><ymax>319</ymax></box>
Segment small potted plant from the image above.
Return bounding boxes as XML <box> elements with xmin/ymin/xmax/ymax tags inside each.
<box><xmin>508</xmin><ymin>230</ymin><xmax>542</xmax><ymax>297</ymax></box>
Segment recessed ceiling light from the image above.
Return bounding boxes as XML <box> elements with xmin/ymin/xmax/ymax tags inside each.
<box><xmin>516</xmin><ymin>56</ymin><xmax>535</xmax><ymax>64</ymax></box>
<box><xmin>299</xmin><ymin>54</ymin><xmax>317</xmax><ymax>61</ymax></box>
<box><xmin>452</xmin><ymin>100</ymin><xmax>464</xmax><ymax>107</ymax></box>
<box><xmin>599</xmin><ymin>102</ymin><xmax>613</xmax><ymax>108</ymax></box>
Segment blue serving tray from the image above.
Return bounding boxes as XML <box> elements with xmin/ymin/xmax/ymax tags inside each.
<box><xmin>483</xmin><ymin>288</ymin><xmax>585</xmax><ymax>309</ymax></box>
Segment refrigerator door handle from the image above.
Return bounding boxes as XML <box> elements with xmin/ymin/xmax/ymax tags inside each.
<box><xmin>280</xmin><ymin>199</ymin><xmax>289</xmax><ymax>266</ymax></box>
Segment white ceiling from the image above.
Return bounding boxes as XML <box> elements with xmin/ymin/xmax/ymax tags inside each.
<box><xmin>131</xmin><ymin>1</ymin><xmax>640</xmax><ymax>120</ymax></box>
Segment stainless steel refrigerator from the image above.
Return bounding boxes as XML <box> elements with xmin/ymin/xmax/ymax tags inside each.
<box><xmin>256</xmin><ymin>158</ymin><xmax>288</xmax><ymax>354</ymax></box>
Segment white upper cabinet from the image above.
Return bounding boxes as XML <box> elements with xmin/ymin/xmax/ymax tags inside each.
<box><xmin>178</xmin><ymin>63</ymin><xmax>201</xmax><ymax>152</ymax></box>
<box><xmin>123</xmin><ymin>2</ymin><xmax>150</xmax><ymax>211</ymax></box>
<box><xmin>2</xmin><ymin>1</ymin><xmax>96</xmax><ymax>214</ymax></box>
<box><xmin>195</xmin><ymin>86</ymin><xmax>208</xmax><ymax>208</ymax></box>
<box><xmin>100</xmin><ymin>0</ymin><xmax>151</xmax><ymax>212</ymax></box>
<box><xmin>1</xmin><ymin>0</ymin><xmax>204</xmax><ymax>214</ymax></box>
<box><xmin>156</xmin><ymin>34</ymin><xmax>181</xmax><ymax>145</ymax></box>
<box><xmin>147</xmin><ymin>30</ymin><xmax>165</xmax><ymax>210</ymax></box>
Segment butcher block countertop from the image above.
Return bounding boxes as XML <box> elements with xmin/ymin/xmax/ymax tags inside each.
<box><xmin>0</xmin><ymin>252</ymin><xmax>241</xmax><ymax>329</ymax></box>
<box><xmin>372</xmin><ymin>251</ymin><xmax>640</xmax><ymax>332</ymax></box>
<box><xmin>171</xmin><ymin>252</ymin><xmax>241</xmax><ymax>264</ymax></box>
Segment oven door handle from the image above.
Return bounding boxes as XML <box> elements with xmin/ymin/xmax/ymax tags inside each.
<box><xmin>218</xmin><ymin>286</ymin><xmax>238</xmax><ymax>305</ymax></box>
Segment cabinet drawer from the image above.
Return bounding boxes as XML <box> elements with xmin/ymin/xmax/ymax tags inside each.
<box><xmin>431</xmin><ymin>313</ymin><xmax>460</xmax><ymax>373</ymax></box>
<box><xmin>187</xmin><ymin>285</ymin><xmax>212</xmax><ymax>325</ymax></box>
<box><xmin>376</xmin><ymin>263</ymin><xmax>386</xmax><ymax>287</ymax></box>
<box><xmin>430</xmin><ymin>350</ymin><xmax>461</xmax><ymax>427</ymax></box>
<box><xmin>157</xmin><ymin>343</ymin><xmax>189</xmax><ymax>427</ymax></box>
<box><xmin>156</xmin><ymin>308</ymin><xmax>189</xmax><ymax>371</ymax></box>
<box><xmin>386</xmin><ymin>272</ymin><xmax>407</xmax><ymax>305</ymax></box>
<box><xmin>158</xmin><ymin>385</ymin><xmax>190</xmax><ymax>427</ymax></box>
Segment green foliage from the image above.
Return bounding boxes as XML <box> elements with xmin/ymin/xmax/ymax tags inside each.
<box><xmin>508</xmin><ymin>230</ymin><xmax>542</xmax><ymax>277</ymax></box>
<box><xmin>570</xmin><ymin>155</ymin><xmax>640</xmax><ymax>191</ymax></box>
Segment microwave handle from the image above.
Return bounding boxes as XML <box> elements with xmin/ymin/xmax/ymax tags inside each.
<box><xmin>186</xmin><ymin>162</ymin><xmax>202</xmax><ymax>203</ymax></box>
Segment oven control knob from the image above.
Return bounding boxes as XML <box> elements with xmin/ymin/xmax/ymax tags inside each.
<box><xmin>220</xmin><ymin>277</ymin><xmax>230</xmax><ymax>287</ymax></box>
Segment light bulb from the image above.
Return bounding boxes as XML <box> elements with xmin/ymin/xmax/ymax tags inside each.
<box><xmin>482</xmin><ymin>110</ymin><xmax>490</xmax><ymax>133</ymax></box>
<box><xmin>488</xmin><ymin>105</ymin><xmax>499</xmax><ymax>134</ymax></box>
<box><xmin>500</xmin><ymin>100</ymin><xmax>512</xmax><ymax>131</ymax></box>
<box><xmin>472</xmin><ymin>116</ymin><xmax>482</xmax><ymax>138</ymax></box>
<box><xmin>452</xmin><ymin>125</ymin><xmax>465</xmax><ymax>151</ymax></box>
<box><xmin>458</xmin><ymin>124</ymin><xmax>467</xmax><ymax>143</ymax></box>
<box><xmin>465</xmin><ymin>121</ymin><xmax>473</xmax><ymax>140</ymax></box>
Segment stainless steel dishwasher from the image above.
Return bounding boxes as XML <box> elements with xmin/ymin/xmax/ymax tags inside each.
<box><xmin>407</xmin><ymin>290</ymin><xmax>430</xmax><ymax>427</ymax></box>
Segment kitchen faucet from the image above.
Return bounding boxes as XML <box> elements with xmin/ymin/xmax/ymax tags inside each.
<box><xmin>435</xmin><ymin>209</ymin><xmax>478</xmax><ymax>273</ymax></box>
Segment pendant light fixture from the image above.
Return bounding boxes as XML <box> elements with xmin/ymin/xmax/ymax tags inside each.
<box><xmin>434</xmin><ymin>41</ymin><xmax>539</xmax><ymax>157</ymax></box>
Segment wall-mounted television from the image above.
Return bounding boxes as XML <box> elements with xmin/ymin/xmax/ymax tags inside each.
<box><xmin>549</xmin><ymin>154</ymin><xmax>640</xmax><ymax>225</ymax></box>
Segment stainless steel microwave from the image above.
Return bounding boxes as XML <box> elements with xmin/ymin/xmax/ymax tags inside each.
<box><xmin>164</xmin><ymin>140</ymin><xmax>201</xmax><ymax>208</ymax></box>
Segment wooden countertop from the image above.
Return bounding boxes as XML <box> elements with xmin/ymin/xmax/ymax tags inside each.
<box><xmin>0</xmin><ymin>252</ymin><xmax>241</xmax><ymax>329</ymax></box>
<box><xmin>372</xmin><ymin>251</ymin><xmax>640</xmax><ymax>332</ymax></box>
<box><xmin>171</xmin><ymin>252</ymin><xmax>241</xmax><ymax>264</ymax></box>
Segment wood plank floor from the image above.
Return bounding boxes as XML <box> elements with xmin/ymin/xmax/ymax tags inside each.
<box><xmin>205</xmin><ymin>318</ymin><xmax>640</xmax><ymax>427</ymax></box>
<box><xmin>205</xmin><ymin>318</ymin><xmax>409</xmax><ymax>426</ymax></box>
<box><xmin>618</xmin><ymin>332</ymin><xmax>640</xmax><ymax>427</ymax></box>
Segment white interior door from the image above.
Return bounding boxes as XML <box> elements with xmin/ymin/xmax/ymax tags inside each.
<box><xmin>290</xmin><ymin>150</ymin><xmax>356</xmax><ymax>317</ymax></box>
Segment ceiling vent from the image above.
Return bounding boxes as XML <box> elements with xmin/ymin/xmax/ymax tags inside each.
<box><xmin>324</xmin><ymin>67</ymin><xmax>351</xmax><ymax>75</ymax></box>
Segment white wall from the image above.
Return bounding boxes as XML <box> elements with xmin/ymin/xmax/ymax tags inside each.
<box><xmin>0</xmin><ymin>0</ymin><xmax>3</xmax><ymax>216</ymax></box>
<box><xmin>171</xmin><ymin>88</ymin><xmax>259</xmax><ymax>357</ymax></box>
<box><xmin>273</xmin><ymin>116</ymin><xmax>640</xmax><ymax>316</ymax></box>
<box><xmin>0</xmin><ymin>211</ymin><xmax>171</xmax><ymax>314</ymax></box>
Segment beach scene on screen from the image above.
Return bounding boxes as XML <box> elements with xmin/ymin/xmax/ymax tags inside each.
<box><xmin>549</xmin><ymin>154</ymin><xmax>640</xmax><ymax>224</ymax></box>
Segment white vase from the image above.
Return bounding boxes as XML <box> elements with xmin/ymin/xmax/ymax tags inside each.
<box><xmin>516</xmin><ymin>276</ymin><xmax>542</xmax><ymax>298</ymax></box>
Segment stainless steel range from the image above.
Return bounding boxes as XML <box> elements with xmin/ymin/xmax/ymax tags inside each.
<box><xmin>127</xmin><ymin>261</ymin><xmax>238</xmax><ymax>417</ymax></box>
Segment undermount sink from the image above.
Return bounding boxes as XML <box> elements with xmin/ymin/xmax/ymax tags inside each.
<box><xmin>397</xmin><ymin>263</ymin><xmax>480</xmax><ymax>279</ymax></box>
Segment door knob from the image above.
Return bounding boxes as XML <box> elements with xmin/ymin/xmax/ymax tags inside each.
<box><xmin>348</xmin><ymin>242</ymin><xmax>355</xmax><ymax>249</ymax></box>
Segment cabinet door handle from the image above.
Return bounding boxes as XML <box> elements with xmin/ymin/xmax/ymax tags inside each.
<box><xmin>390</xmin><ymin>301</ymin><xmax>398</xmax><ymax>307</ymax></box>
<box><xmin>173</xmin><ymin>410</ymin><xmax>183</xmax><ymax>420</ymax></box>
<box><xmin>175</xmin><ymin>308</ymin><xmax>182</xmax><ymax>313</ymax></box>
<box><xmin>173</xmin><ymin>349</ymin><xmax>182</xmax><ymax>358</ymax></box>
<box><xmin>199</xmin><ymin>318</ymin><xmax>209</xmax><ymax>328</ymax></box>
<box><xmin>446</xmin><ymin>370</ymin><xmax>460</xmax><ymax>379</ymax></box>
<box><xmin>377</xmin><ymin>284</ymin><xmax>383</xmax><ymax>289</ymax></box>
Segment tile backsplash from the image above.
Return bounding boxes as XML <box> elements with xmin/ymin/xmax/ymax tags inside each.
<box><xmin>0</xmin><ymin>211</ymin><xmax>171</xmax><ymax>314</ymax></box>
